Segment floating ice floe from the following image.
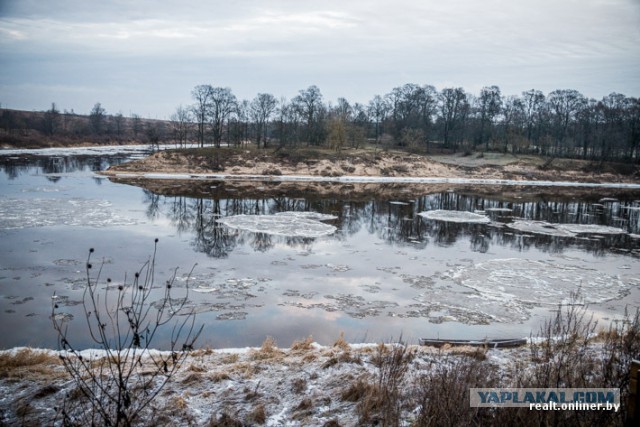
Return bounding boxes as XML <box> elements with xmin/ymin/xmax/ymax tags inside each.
<box><xmin>0</xmin><ymin>198</ymin><xmax>138</xmax><ymax>229</ymax></box>
<box><xmin>418</xmin><ymin>210</ymin><xmax>491</xmax><ymax>224</ymax></box>
<box><xmin>217</xmin><ymin>212</ymin><xmax>337</xmax><ymax>238</ymax></box>
<box><xmin>274</xmin><ymin>211</ymin><xmax>338</xmax><ymax>221</ymax></box>
<box><xmin>405</xmin><ymin>257</ymin><xmax>633</xmax><ymax>325</ymax></box>
<box><xmin>450</xmin><ymin>258</ymin><xmax>629</xmax><ymax>307</ymax></box>
<box><xmin>0</xmin><ymin>144</ymin><xmax>173</xmax><ymax>157</ymax></box>
<box><xmin>407</xmin><ymin>258</ymin><xmax>630</xmax><ymax>325</ymax></box>
<box><xmin>507</xmin><ymin>220</ymin><xmax>627</xmax><ymax>237</ymax></box>
<box><xmin>506</xmin><ymin>220</ymin><xmax>576</xmax><ymax>237</ymax></box>
<box><xmin>556</xmin><ymin>224</ymin><xmax>627</xmax><ymax>235</ymax></box>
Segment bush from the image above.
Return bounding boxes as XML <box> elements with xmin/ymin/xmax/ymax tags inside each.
<box><xmin>51</xmin><ymin>241</ymin><xmax>203</xmax><ymax>426</ymax></box>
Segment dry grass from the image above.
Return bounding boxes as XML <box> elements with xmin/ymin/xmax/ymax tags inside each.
<box><xmin>290</xmin><ymin>335</ymin><xmax>315</xmax><ymax>353</ymax></box>
<box><xmin>291</xmin><ymin>377</ymin><xmax>307</xmax><ymax>394</ymax></box>
<box><xmin>0</xmin><ymin>348</ymin><xmax>64</xmax><ymax>380</ymax></box>
<box><xmin>181</xmin><ymin>372</ymin><xmax>203</xmax><ymax>385</ymax></box>
<box><xmin>187</xmin><ymin>363</ymin><xmax>208</xmax><ymax>373</ymax></box>
<box><xmin>332</xmin><ymin>332</ymin><xmax>350</xmax><ymax>351</ymax></box>
<box><xmin>247</xmin><ymin>404</ymin><xmax>267</xmax><ymax>424</ymax></box>
<box><xmin>221</xmin><ymin>353</ymin><xmax>240</xmax><ymax>364</ymax></box>
<box><xmin>250</xmin><ymin>336</ymin><xmax>284</xmax><ymax>361</ymax></box>
<box><xmin>440</xmin><ymin>344</ymin><xmax>488</xmax><ymax>361</ymax></box>
<box><xmin>207</xmin><ymin>412</ymin><xmax>244</xmax><ymax>427</ymax></box>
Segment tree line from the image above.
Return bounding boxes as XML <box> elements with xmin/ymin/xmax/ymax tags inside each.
<box><xmin>177</xmin><ymin>84</ymin><xmax>639</xmax><ymax>162</ymax></box>
<box><xmin>0</xmin><ymin>102</ymin><xmax>168</xmax><ymax>147</ymax></box>
<box><xmin>2</xmin><ymin>84</ymin><xmax>638</xmax><ymax>162</ymax></box>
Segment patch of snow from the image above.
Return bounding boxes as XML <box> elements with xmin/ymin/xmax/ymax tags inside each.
<box><xmin>99</xmin><ymin>171</ymin><xmax>640</xmax><ymax>189</ymax></box>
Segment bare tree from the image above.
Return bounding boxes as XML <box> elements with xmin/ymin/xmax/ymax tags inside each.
<box><xmin>131</xmin><ymin>113</ymin><xmax>142</xmax><ymax>139</ymax></box>
<box><xmin>293</xmin><ymin>85</ymin><xmax>325</xmax><ymax>145</ymax></box>
<box><xmin>170</xmin><ymin>105</ymin><xmax>193</xmax><ymax>148</ymax></box>
<box><xmin>548</xmin><ymin>89</ymin><xmax>585</xmax><ymax>155</ymax></box>
<box><xmin>368</xmin><ymin>95</ymin><xmax>389</xmax><ymax>145</ymax></box>
<box><xmin>42</xmin><ymin>102</ymin><xmax>60</xmax><ymax>136</ymax></box>
<box><xmin>113</xmin><ymin>112</ymin><xmax>125</xmax><ymax>140</ymax></box>
<box><xmin>327</xmin><ymin>115</ymin><xmax>347</xmax><ymax>152</ymax></box>
<box><xmin>89</xmin><ymin>103</ymin><xmax>106</xmax><ymax>135</ymax></box>
<box><xmin>521</xmin><ymin>89</ymin><xmax>546</xmax><ymax>146</ymax></box>
<box><xmin>209</xmin><ymin>87</ymin><xmax>237</xmax><ymax>147</ymax></box>
<box><xmin>191</xmin><ymin>84</ymin><xmax>213</xmax><ymax>148</ymax></box>
<box><xmin>250</xmin><ymin>93</ymin><xmax>277</xmax><ymax>148</ymax></box>
<box><xmin>475</xmin><ymin>85</ymin><xmax>503</xmax><ymax>149</ymax></box>
<box><xmin>439</xmin><ymin>87</ymin><xmax>469</xmax><ymax>150</ymax></box>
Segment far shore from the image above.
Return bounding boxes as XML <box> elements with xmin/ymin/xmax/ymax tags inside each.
<box><xmin>101</xmin><ymin>146</ymin><xmax>640</xmax><ymax>185</ymax></box>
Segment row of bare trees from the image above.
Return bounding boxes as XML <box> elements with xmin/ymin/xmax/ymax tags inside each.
<box><xmin>175</xmin><ymin>83</ymin><xmax>639</xmax><ymax>161</ymax></box>
<box><xmin>2</xmin><ymin>83</ymin><xmax>637</xmax><ymax>161</ymax></box>
<box><xmin>0</xmin><ymin>102</ymin><xmax>167</xmax><ymax>146</ymax></box>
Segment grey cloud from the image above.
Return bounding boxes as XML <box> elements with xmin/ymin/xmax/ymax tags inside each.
<box><xmin>0</xmin><ymin>0</ymin><xmax>638</xmax><ymax>117</ymax></box>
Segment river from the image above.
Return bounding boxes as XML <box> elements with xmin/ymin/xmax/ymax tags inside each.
<box><xmin>1</xmin><ymin>146</ymin><xmax>639</xmax><ymax>350</ymax></box>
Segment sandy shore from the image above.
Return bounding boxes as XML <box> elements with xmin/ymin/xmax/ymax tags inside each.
<box><xmin>102</xmin><ymin>149</ymin><xmax>639</xmax><ymax>185</ymax></box>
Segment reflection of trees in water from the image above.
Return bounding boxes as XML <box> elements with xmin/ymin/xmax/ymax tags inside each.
<box><xmin>416</xmin><ymin>192</ymin><xmax>640</xmax><ymax>235</ymax></box>
<box><xmin>144</xmin><ymin>190</ymin><xmax>640</xmax><ymax>258</ymax></box>
<box><xmin>251</xmin><ymin>232</ymin><xmax>274</xmax><ymax>252</ymax></box>
<box><xmin>1</xmin><ymin>156</ymin><xmax>127</xmax><ymax>180</ymax></box>
<box><xmin>192</xmin><ymin>199</ymin><xmax>236</xmax><ymax>258</ymax></box>
<box><xmin>143</xmin><ymin>190</ymin><xmax>161</xmax><ymax>219</ymax></box>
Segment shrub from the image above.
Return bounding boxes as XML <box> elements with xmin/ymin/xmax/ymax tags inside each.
<box><xmin>51</xmin><ymin>241</ymin><xmax>203</xmax><ymax>426</ymax></box>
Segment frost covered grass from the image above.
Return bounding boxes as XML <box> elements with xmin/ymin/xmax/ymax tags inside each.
<box><xmin>2</xmin><ymin>303</ymin><xmax>639</xmax><ymax>426</ymax></box>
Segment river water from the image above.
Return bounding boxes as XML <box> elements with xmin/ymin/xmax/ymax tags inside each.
<box><xmin>1</xmin><ymin>146</ymin><xmax>640</xmax><ymax>350</ymax></box>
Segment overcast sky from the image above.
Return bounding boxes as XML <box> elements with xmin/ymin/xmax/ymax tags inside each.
<box><xmin>1</xmin><ymin>0</ymin><xmax>639</xmax><ymax>119</ymax></box>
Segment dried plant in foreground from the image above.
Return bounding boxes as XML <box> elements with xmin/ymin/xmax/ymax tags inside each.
<box><xmin>51</xmin><ymin>240</ymin><xmax>203</xmax><ymax>427</ymax></box>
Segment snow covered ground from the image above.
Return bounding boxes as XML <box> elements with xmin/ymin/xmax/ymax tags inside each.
<box><xmin>100</xmin><ymin>170</ymin><xmax>640</xmax><ymax>188</ymax></box>
<box><xmin>0</xmin><ymin>341</ymin><xmax>532</xmax><ymax>426</ymax></box>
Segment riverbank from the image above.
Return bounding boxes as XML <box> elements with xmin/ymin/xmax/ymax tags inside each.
<box><xmin>103</xmin><ymin>147</ymin><xmax>640</xmax><ymax>185</ymax></box>
<box><xmin>0</xmin><ymin>332</ymin><xmax>630</xmax><ymax>426</ymax></box>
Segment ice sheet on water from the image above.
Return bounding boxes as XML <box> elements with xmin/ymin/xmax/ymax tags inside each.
<box><xmin>274</xmin><ymin>211</ymin><xmax>337</xmax><ymax>221</ymax></box>
<box><xmin>452</xmin><ymin>258</ymin><xmax>629</xmax><ymax>306</ymax></box>
<box><xmin>0</xmin><ymin>144</ymin><xmax>173</xmax><ymax>157</ymax></box>
<box><xmin>217</xmin><ymin>212</ymin><xmax>337</xmax><ymax>238</ymax></box>
<box><xmin>0</xmin><ymin>198</ymin><xmax>139</xmax><ymax>229</ymax></box>
<box><xmin>408</xmin><ymin>258</ymin><xmax>631</xmax><ymax>324</ymax></box>
<box><xmin>556</xmin><ymin>224</ymin><xmax>627</xmax><ymax>235</ymax></box>
<box><xmin>418</xmin><ymin>210</ymin><xmax>491</xmax><ymax>224</ymax></box>
<box><xmin>507</xmin><ymin>220</ymin><xmax>575</xmax><ymax>237</ymax></box>
<box><xmin>507</xmin><ymin>220</ymin><xmax>627</xmax><ymax>237</ymax></box>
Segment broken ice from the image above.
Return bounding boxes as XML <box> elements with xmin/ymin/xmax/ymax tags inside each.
<box><xmin>0</xmin><ymin>198</ymin><xmax>138</xmax><ymax>229</ymax></box>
